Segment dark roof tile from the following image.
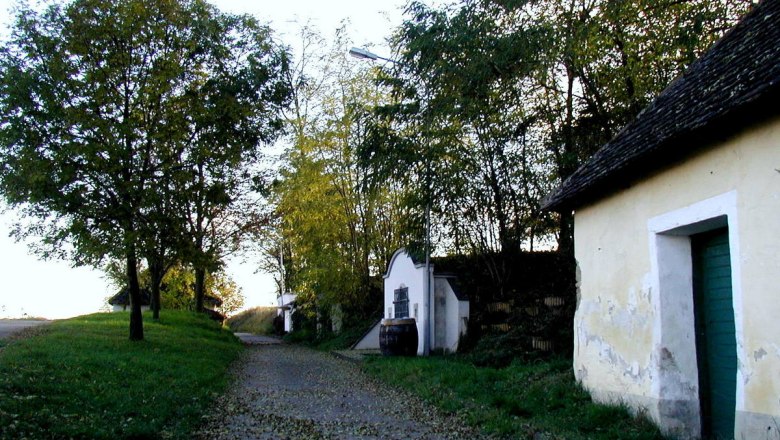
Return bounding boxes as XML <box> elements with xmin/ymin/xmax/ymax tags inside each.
<box><xmin>108</xmin><ymin>288</ymin><xmax>151</xmax><ymax>306</ymax></box>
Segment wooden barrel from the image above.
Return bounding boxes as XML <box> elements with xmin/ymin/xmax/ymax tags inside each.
<box><xmin>379</xmin><ymin>318</ymin><xmax>418</xmax><ymax>356</ymax></box>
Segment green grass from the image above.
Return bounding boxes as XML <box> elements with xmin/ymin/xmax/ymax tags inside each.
<box><xmin>226</xmin><ymin>306</ymin><xmax>279</xmax><ymax>335</ymax></box>
<box><xmin>311</xmin><ymin>324</ymin><xmax>374</xmax><ymax>351</ymax></box>
<box><xmin>283</xmin><ymin>320</ymin><xmax>377</xmax><ymax>351</ymax></box>
<box><xmin>0</xmin><ymin>310</ymin><xmax>242</xmax><ymax>439</ymax></box>
<box><xmin>363</xmin><ymin>356</ymin><xmax>665</xmax><ymax>439</ymax></box>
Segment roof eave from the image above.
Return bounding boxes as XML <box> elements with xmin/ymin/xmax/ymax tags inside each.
<box><xmin>543</xmin><ymin>85</ymin><xmax>780</xmax><ymax>212</ymax></box>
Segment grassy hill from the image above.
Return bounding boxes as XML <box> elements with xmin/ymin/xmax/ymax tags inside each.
<box><xmin>0</xmin><ymin>311</ymin><xmax>242</xmax><ymax>439</ymax></box>
<box><xmin>226</xmin><ymin>306</ymin><xmax>279</xmax><ymax>334</ymax></box>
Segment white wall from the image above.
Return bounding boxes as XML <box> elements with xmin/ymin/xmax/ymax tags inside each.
<box><xmin>353</xmin><ymin>320</ymin><xmax>381</xmax><ymax>350</ymax></box>
<box><xmin>435</xmin><ymin>277</ymin><xmax>469</xmax><ymax>352</ymax></box>
<box><xmin>283</xmin><ymin>308</ymin><xmax>294</xmax><ymax>333</ymax></box>
<box><xmin>111</xmin><ymin>305</ymin><xmax>150</xmax><ymax>312</ymax></box>
<box><xmin>383</xmin><ymin>250</ymin><xmax>470</xmax><ymax>355</ymax></box>
<box><xmin>572</xmin><ymin>116</ymin><xmax>780</xmax><ymax>438</ymax></box>
<box><xmin>383</xmin><ymin>249</ymin><xmax>430</xmax><ymax>356</ymax></box>
<box><xmin>278</xmin><ymin>293</ymin><xmax>296</xmax><ymax>309</ymax></box>
<box><xmin>277</xmin><ymin>293</ymin><xmax>296</xmax><ymax>333</ymax></box>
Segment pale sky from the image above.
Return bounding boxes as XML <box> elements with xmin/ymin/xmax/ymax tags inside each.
<box><xmin>0</xmin><ymin>0</ymin><xmax>408</xmax><ymax>319</ymax></box>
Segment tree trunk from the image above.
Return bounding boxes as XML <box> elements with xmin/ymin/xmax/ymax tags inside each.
<box><xmin>148</xmin><ymin>257</ymin><xmax>164</xmax><ymax>320</ymax></box>
<box><xmin>127</xmin><ymin>249</ymin><xmax>144</xmax><ymax>341</ymax></box>
<box><xmin>557</xmin><ymin>60</ymin><xmax>577</xmax><ymax>257</ymax></box>
<box><xmin>195</xmin><ymin>266</ymin><xmax>206</xmax><ymax>312</ymax></box>
<box><xmin>558</xmin><ymin>211</ymin><xmax>574</xmax><ymax>257</ymax></box>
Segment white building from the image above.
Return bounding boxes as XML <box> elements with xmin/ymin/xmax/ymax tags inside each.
<box><xmin>107</xmin><ymin>288</ymin><xmax>150</xmax><ymax>312</ymax></box>
<box><xmin>277</xmin><ymin>293</ymin><xmax>296</xmax><ymax>333</ymax></box>
<box><xmin>383</xmin><ymin>248</ymin><xmax>469</xmax><ymax>354</ymax></box>
<box><xmin>544</xmin><ymin>3</ymin><xmax>780</xmax><ymax>438</ymax></box>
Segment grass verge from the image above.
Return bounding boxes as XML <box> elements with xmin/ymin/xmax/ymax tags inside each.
<box><xmin>0</xmin><ymin>310</ymin><xmax>242</xmax><ymax>439</ymax></box>
<box><xmin>226</xmin><ymin>306</ymin><xmax>278</xmax><ymax>334</ymax></box>
<box><xmin>284</xmin><ymin>320</ymin><xmax>377</xmax><ymax>352</ymax></box>
<box><xmin>363</xmin><ymin>356</ymin><xmax>664</xmax><ymax>439</ymax></box>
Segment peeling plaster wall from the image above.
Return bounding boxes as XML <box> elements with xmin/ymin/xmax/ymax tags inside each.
<box><xmin>573</xmin><ymin>116</ymin><xmax>780</xmax><ymax>438</ymax></box>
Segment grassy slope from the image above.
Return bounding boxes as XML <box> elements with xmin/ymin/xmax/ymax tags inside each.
<box><xmin>363</xmin><ymin>356</ymin><xmax>665</xmax><ymax>440</ymax></box>
<box><xmin>0</xmin><ymin>311</ymin><xmax>242</xmax><ymax>439</ymax></box>
<box><xmin>226</xmin><ymin>306</ymin><xmax>278</xmax><ymax>334</ymax></box>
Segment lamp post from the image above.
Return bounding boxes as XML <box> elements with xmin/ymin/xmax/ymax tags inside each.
<box><xmin>349</xmin><ymin>47</ymin><xmax>431</xmax><ymax>356</ymax></box>
<box><xmin>348</xmin><ymin>46</ymin><xmax>398</xmax><ymax>64</ymax></box>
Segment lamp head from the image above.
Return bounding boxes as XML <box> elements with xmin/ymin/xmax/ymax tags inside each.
<box><xmin>348</xmin><ymin>46</ymin><xmax>379</xmax><ymax>61</ymax></box>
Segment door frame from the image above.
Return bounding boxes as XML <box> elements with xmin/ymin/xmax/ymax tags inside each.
<box><xmin>647</xmin><ymin>190</ymin><xmax>744</xmax><ymax>438</ymax></box>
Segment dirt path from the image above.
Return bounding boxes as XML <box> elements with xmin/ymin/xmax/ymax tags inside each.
<box><xmin>0</xmin><ymin>320</ymin><xmax>50</xmax><ymax>340</ymax></box>
<box><xmin>196</xmin><ymin>343</ymin><xmax>488</xmax><ymax>439</ymax></box>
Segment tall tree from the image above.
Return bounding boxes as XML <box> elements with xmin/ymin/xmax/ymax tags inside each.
<box><xmin>171</xmin><ymin>10</ymin><xmax>290</xmax><ymax>313</ymax></box>
<box><xmin>363</xmin><ymin>0</ymin><xmax>753</xmax><ymax>259</ymax></box>
<box><xmin>271</xmin><ymin>27</ymin><xmax>409</xmax><ymax>331</ymax></box>
<box><xmin>0</xmin><ymin>0</ymin><xmax>290</xmax><ymax>339</ymax></box>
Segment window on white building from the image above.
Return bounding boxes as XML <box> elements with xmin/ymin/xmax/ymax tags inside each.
<box><xmin>393</xmin><ymin>287</ymin><xmax>409</xmax><ymax>318</ymax></box>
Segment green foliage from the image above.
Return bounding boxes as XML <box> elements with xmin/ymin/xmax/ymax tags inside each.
<box><xmin>311</xmin><ymin>320</ymin><xmax>378</xmax><ymax>351</ymax></box>
<box><xmin>364</xmin><ymin>356</ymin><xmax>664</xmax><ymax>439</ymax></box>
<box><xmin>104</xmin><ymin>261</ymin><xmax>245</xmax><ymax>315</ymax></box>
<box><xmin>362</xmin><ymin>0</ymin><xmax>753</xmax><ymax>254</ymax></box>
<box><xmin>226</xmin><ymin>306</ymin><xmax>278</xmax><ymax>334</ymax></box>
<box><xmin>284</xmin><ymin>323</ymin><xmax>371</xmax><ymax>352</ymax></box>
<box><xmin>270</xmin><ymin>27</ymin><xmax>406</xmax><ymax>331</ymax></box>
<box><xmin>0</xmin><ymin>311</ymin><xmax>242</xmax><ymax>439</ymax></box>
<box><xmin>157</xmin><ymin>265</ymin><xmax>245</xmax><ymax>315</ymax></box>
<box><xmin>0</xmin><ymin>0</ymin><xmax>290</xmax><ymax>338</ymax></box>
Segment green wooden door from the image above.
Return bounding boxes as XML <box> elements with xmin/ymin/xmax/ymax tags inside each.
<box><xmin>692</xmin><ymin>228</ymin><xmax>737</xmax><ymax>440</ymax></box>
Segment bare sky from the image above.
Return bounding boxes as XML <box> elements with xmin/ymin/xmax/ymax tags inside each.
<box><xmin>0</xmin><ymin>0</ymin><xmax>407</xmax><ymax>319</ymax></box>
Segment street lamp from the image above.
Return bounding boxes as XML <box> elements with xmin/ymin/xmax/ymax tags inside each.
<box><xmin>349</xmin><ymin>46</ymin><xmax>431</xmax><ymax>356</ymax></box>
<box><xmin>348</xmin><ymin>46</ymin><xmax>398</xmax><ymax>64</ymax></box>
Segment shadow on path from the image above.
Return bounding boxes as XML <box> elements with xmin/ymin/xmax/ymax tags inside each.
<box><xmin>196</xmin><ymin>344</ymin><xmax>488</xmax><ymax>439</ymax></box>
<box><xmin>234</xmin><ymin>333</ymin><xmax>283</xmax><ymax>346</ymax></box>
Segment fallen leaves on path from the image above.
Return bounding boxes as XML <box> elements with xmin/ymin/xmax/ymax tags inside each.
<box><xmin>195</xmin><ymin>345</ymin><xmax>490</xmax><ymax>439</ymax></box>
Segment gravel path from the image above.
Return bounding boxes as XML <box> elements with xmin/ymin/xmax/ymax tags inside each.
<box><xmin>0</xmin><ymin>320</ymin><xmax>50</xmax><ymax>340</ymax></box>
<box><xmin>196</xmin><ymin>343</ymin><xmax>488</xmax><ymax>439</ymax></box>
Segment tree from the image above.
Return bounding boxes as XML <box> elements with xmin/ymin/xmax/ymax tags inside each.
<box><xmin>0</xmin><ymin>0</ymin><xmax>290</xmax><ymax>339</ymax></box>
<box><xmin>104</xmin><ymin>261</ymin><xmax>245</xmax><ymax>316</ymax></box>
<box><xmin>361</xmin><ymin>1</ymin><xmax>557</xmax><ymax>262</ymax></box>
<box><xmin>363</xmin><ymin>0</ymin><xmax>753</xmax><ymax>260</ymax></box>
<box><xmin>270</xmin><ymin>27</ymin><xmax>409</xmax><ymax>332</ymax></box>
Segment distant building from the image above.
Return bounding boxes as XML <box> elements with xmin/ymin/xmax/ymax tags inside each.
<box><xmin>383</xmin><ymin>248</ymin><xmax>469</xmax><ymax>354</ymax></box>
<box><xmin>277</xmin><ymin>293</ymin><xmax>296</xmax><ymax>333</ymax></box>
<box><xmin>107</xmin><ymin>288</ymin><xmax>151</xmax><ymax>312</ymax></box>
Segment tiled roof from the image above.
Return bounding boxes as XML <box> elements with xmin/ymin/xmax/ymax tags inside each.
<box><xmin>108</xmin><ymin>288</ymin><xmax>222</xmax><ymax>307</ymax></box>
<box><xmin>108</xmin><ymin>288</ymin><xmax>151</xmax><ymax>306</ymax></box>
<box><xmin>543</xmin><ymin>0</ymin><xmax>780</xmax><ymax>211</ymax></box>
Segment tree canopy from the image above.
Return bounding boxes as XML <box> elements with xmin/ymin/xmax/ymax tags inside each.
<box><xmin>0</xmin><ymin>0</ymin><xmax>290</xmax><ymax>339</ymax></box>
<box><xmin>267</xmin><ymin>27</ymin><xmax>410</xmax><ymax>331</ymax></box>
<box><xmin>0</xmin><ymin>0</ymin><xmax>755</xmax><ymax>340</ymax></box>
<box><xmin>360</xmin><ymin>0</ymin><xmax>753</xmax><ymax>259</ymax></box>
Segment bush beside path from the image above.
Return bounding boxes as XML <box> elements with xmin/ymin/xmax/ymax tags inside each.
<box><xmin>196</xmin><ymin>344</ymin><xmax>489</xmax><ymax>439</ymax></box>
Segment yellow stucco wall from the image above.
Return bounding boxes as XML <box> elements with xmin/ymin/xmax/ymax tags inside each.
<box><xmin>573</xmin><ymin>115</ymin><xmax>780</xmax><ymax>438</ymax></box>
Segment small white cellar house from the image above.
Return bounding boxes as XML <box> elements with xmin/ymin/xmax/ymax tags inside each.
<box><xmin>382</xmin><ymin>248</ymin><xmax>469</xmax><ymax>355</ymax></box>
